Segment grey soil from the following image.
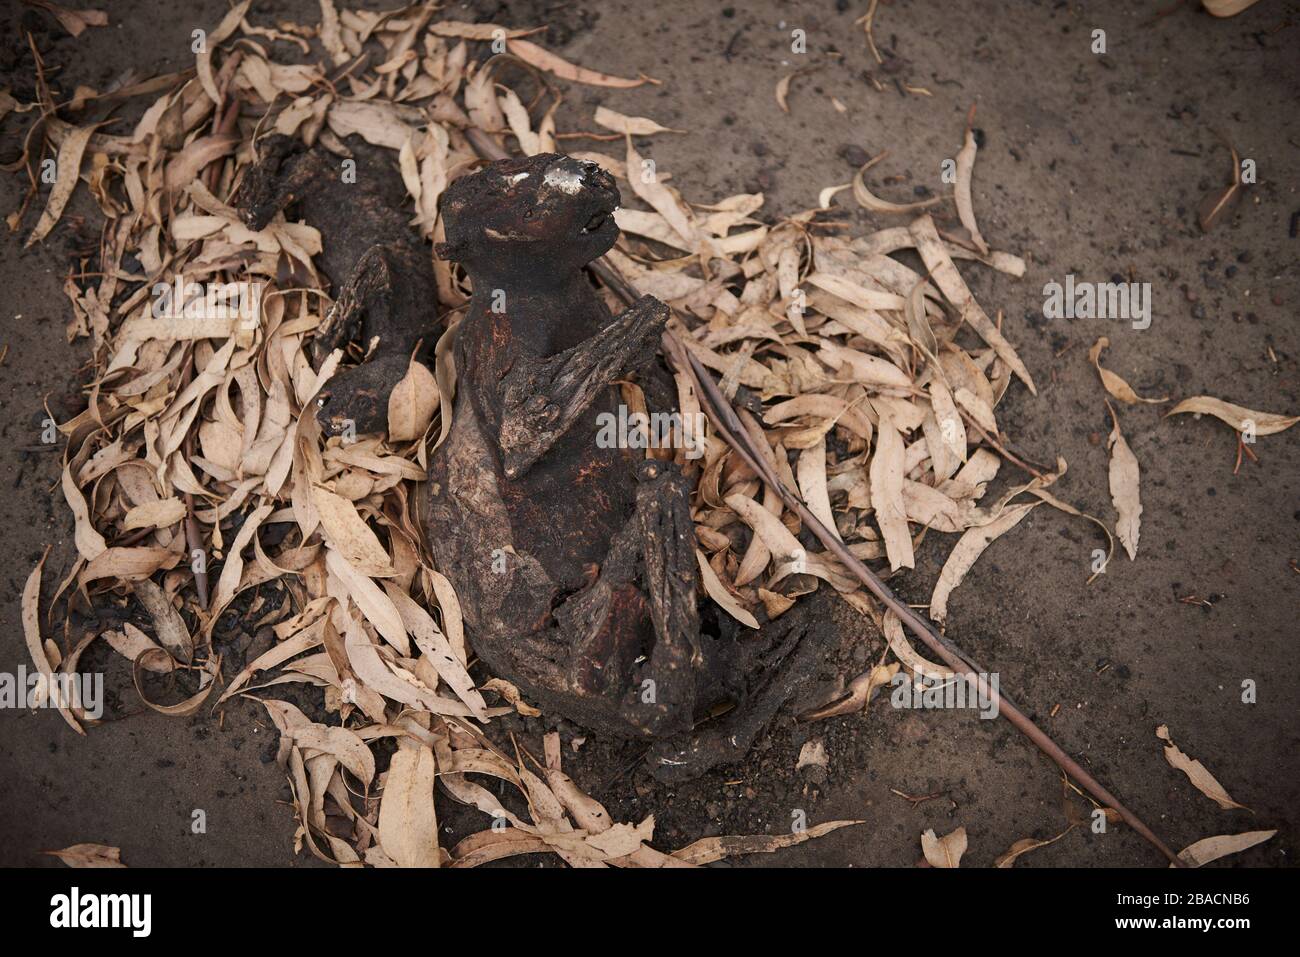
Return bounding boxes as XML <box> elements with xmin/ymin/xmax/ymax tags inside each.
<box><xmin>1</xmin><ymin>0</ymin><xmax>1296</xmax><ymax>867</ymax></box>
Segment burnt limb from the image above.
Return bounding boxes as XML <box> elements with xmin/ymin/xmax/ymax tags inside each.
<box><xmin>559</xmin><ymin>460</ymin><xmax>700</xmax><ymax>738</ymax></box>
<box><xmin>314</xmin><ymin>352</ymin><xmax>411</xmax><ymax>437</ymax></box>
<box><xmin>498</xmin><ymin>294</ymin><xmax>669</xmax><ymax>479</ymax></box>
<box><xmin>236</xmin><ymin>134</ymin><xmax>436</xmax><ymax>436</ymax></box>
<box><xmin>647</xmin><ymin>595</ymin><xmax>822</xmax><ymax>784</ymax></box>
<box><xmin>626</xmin><ymin>459</ymin><xmax>701</xmax><ymax>732</ymax></box>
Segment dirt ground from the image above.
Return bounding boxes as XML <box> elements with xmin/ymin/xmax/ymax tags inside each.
<box><xmin>1</xmin><ymin>0</ymin><xmax>1296</xmax><ymax>868</ymax></box>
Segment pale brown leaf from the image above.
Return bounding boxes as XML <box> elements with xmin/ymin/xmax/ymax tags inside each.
<box><xmin>921</xmin><ymin>826</ymin><xmax>967</xmax><ymax>868</ymax></box>
<box><xmin>1156</xmin><ymin>725</ymin><xmax>1248</xmax><ymax>811</ymax></box>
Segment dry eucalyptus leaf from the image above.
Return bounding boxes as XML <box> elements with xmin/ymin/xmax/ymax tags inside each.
<box><xmin>921</xmin><ymin>826</ymin><xmax>967</xmax><ymax>868</ymax></box>
<box><xmin>26</xmin><ymin>124</ymin><xmax>97</xmax><ymax>247</ymax></box>
<box><xmin>1201</xmin><ymin>0</ymin><xmax>1263</xmax><ymax>15</ymax></box>
<box><xmin>1165</xmin><ymin>395</ymin><xmax>1299</xmax><ymax>437</ymax></box>
<box><xmin>954</xmin><ymin>125</ymin><xmax>988</xmax><ymax>256</ymax></box>
<box><xmin>23</xmin><ymin>552</ymin><xmax>82</xmax><ymax>733</ymax></box>
<box><xmin>1156</xmin><ymin>725</ymin><xmax>1248</xmax><ymax>811</ymax></box>
<box><xmin>507</xmin><ymin>39</ymin><xmax>658</xmax><ymax>88</ymax></box>
<box><xmin>482</xmin><ymin>678</ymin><xmax>542</xmax><ymax>717</ymax></box>
<box><xmin>697</xmin><ymin>549</ymin><xmax>759</xmax><ymax>629</ymax></box>
<box><xmin>593</xmin><ymin>106</ymin><xmax>682</xmax><ymax>136</ymax></box>
<box><xmin>1106</xmin><ymin>403</ymin><xmax>1142</xmax><ymax>561</ymax></box>
<box><xmin>312</xmin><ymin>488</ymin><xmax>395</xmax><ymax>577</ymax></box>
<box><xmin>869</xmin><ymin>413</ymin><xmax>914</xmax><ymax>571</ymax></box>
<box><xmin>853</xmin><ymin>156</ymin><xmax>944</xmax><ymax>215</ymax></box>
<box><xmin>1089</xmin><ymin>337</ymin><xmax>1168</xmax><ymax>405</ymax></box>
<box><xmin>132</xmin><ymin>578</ymin><xmax>193</xmax><ymax>661</ymax></box>
<box><xmin>929</xmin><ymin>503</ymin><xmax>1036</xmax><ymax>626</ymax></box>
<box><xmin>121</xmin><ymin>497</ymin><xmax>187</xmax><ymax>531</ymax></box>
<box><xmin>671</xmin><ymin>820</ymin><xmax>862</xmax><ymax>865</ymax></box>
<box><xmin>387</xmin><ymin>356</ymin><xmax>439</xmax><ymax>442</ymax></box>
<box><xmin>800</xmin><ymin>662</ymin><xmax>899</xmax><ymax>721</ymax></box>
<box><xmin>44</xmin><ymin>843</ymin><xmax>125</xmax><ymax>868</ymax></box>
<box><xmin>1175</xmin><ymin>829</ymin><xmax>1275</xmax><ymax>867</ymax></box>
<box><xmin>378</xmin><ymin>745</ymin><xmax>440</xmax><ymax>868</ymax></box>
<box><xmin>994</xmin><ymin>827</ymin><xmax>1074</xmax><ymax>868</ymax></box>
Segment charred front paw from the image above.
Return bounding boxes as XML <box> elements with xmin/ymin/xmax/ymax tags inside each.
<box><xmin>313</xmin><ymin>353</ymin><xmax>417</xmax><ymax>438</ymax></box>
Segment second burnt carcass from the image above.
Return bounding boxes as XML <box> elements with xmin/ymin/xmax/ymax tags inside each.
<box><xmin>426</xmin><ymin>154</ymin><xmax>817</xmax><ymax>781</ymax></box>
<box><xmin>238</xmin><ymin>134</ymin><xmax>435</xmax><ymax>436</ymax></box>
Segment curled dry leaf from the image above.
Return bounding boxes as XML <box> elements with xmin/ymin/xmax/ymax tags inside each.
<box><xmin>1156</xmin><ymin>725</ymin><xmax>1248</xmax><ymax>811</ymax></box>
<box><xmin>921</xmin><ymin>826</ymin><xmax>967</xmax><ymax>868</ymax></box>
<box><xmin>954</xmin><ymin>124</ymin><xmax>988</xmax><ymax>256</ymax></box>
<box><xmin>26</xmin><ymin>124</ymin><xmax>97</xmax><ymax>247</ymax></box>
<box><xmin>994</xmin><ymin>827</ymin><xmax>1075</xmax><ymax>868</ymax></box>
<box><xmin>482</xmin><ymin>677</ymin><xmax>542</xmax><ymax>717</ymax></box>
<box><xmin>132</xmin><ymin>650</ymin><xmax>216</xmax><ymax>717</ymax></box>
<box><xmin>775</xmin><ymin>73</ymin><xmax>795</xmax><ymax>113</ymax></box>
<box><xmin>853</xmin><ymin>155</ymin><xmax>944</xmax><ymax>215</ymax></box>
<box><xmin>1165</xmin><ymin>396</ymin><xmax>1299</xmax><ymax>437</ymax></box>
<box><xmin>1027</xmin><ymin>485</ymin><xmax>1115</xmax><ymax>585</ymax></box>
<box><xmin>23</xmin><ymin>550</ymin><xmax>82</xmax><ymax>733</ymax></box>
<box><xmin>696</xmin><ymin>548</ymin><xmax>759</xmax><ymax>629</ymax></box>
<box><xmin>800</xmin><ymin>662</ymin><xmax>899</xmax><ymax>721</ymax></box>
<box><xmin>1089</xmin><ymin>337</ymin><xmax>1168</xmax><ymax>405</ymax></box>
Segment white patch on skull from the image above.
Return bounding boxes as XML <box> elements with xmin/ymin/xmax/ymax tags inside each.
<box><xmin>543</xmin><ymin>165</ymin><xmax>585</xmax><ymax>195</ymax></box>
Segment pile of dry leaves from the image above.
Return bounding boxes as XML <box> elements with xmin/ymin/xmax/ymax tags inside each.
<box><xmin>11</xmin><ymin>1</ymin><xmax>1291</xmax><ymax>868</ymax></box>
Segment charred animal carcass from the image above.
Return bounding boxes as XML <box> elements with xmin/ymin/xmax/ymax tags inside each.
<box><xmin>238</xmin><ymin>134</ymin><xmax>435</xmax><ymax>436</ymax></box>
<box><xmin>426</xmin><ymin>154</ymin><xmax>816</xmax><ymax>781</ymax></box>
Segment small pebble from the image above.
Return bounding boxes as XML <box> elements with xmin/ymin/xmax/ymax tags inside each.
<box><xmin>840</xmin><ymin>144</ymin><xmax>871</xmax><ymax>167</ymax></box>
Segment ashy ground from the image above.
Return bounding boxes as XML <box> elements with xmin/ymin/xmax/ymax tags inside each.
<box><xmin>0</xmin><ymin>0</ymin><xmax>1296</xmax><ymax>867</ymax></box>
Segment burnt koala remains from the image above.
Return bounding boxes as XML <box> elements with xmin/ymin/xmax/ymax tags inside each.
<box><xmin>428</xmin><ymin>154</ymin><xmax>816</xmax><ymax>781</ymax></box>
<box><xmin>238</xmin><ymin>134</ymin><xmax>435</xmax><ymax>436</ymax></box>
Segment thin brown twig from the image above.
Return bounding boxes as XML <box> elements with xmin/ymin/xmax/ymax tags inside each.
<box><xmin>959</xmin><ymin>408</ymin><xmax>1051</xmax><ymax>480</ymax></box>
